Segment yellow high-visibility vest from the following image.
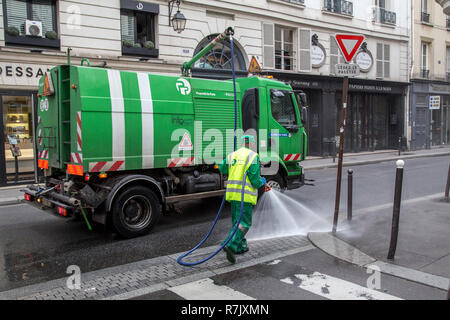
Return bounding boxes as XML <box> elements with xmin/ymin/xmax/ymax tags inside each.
<box><xmin>225</xmin><ymin>147</ymin><xmax>259</xmax><ymax>205</ymax></box>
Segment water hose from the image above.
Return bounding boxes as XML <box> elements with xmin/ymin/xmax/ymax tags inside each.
<box><xmin>177</xmin><ymin>29</ymin><xmax>243</xmax><ymax>266</ymax></box>
<box><xmin>177</xmin><ymin>172</ymin><xmax>248</xmax><ymax>266</ymax></box>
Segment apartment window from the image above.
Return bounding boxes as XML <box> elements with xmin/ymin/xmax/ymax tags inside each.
<box><xmin>446</xmin><ymin>47</ymin><xmax>450</xmax><ymax>80</ymax></box>
<box><xmin>323</xmin><ymin>0</ymin><xmax>353</xmax><ymax>16</ymax></box>
<box><xmin>3</xmin><ymin>0</ymin><xmax>59</xmax><ymax>48</ymax></box>
<box><xmin>374</xmin><ymin>0</ymin><xmax>396</xmax><ymax>25</ymax></box>
<box><xmin>421</xmin><ymin>42</ymin><xmax>429</xmax><ymax>78</ymax></box>
<box><xmin>376</xmin><ymin>43</ymin><xmax>390</xmax><ymax>79</ymax></box>
<box><xmin>275</xmin><ymin>26</ymin><xmax>296</xmax><ymax>71</ymax></box>
<box><xmin>421</xmin><ymin>0</ymin><xmax>430</xmax><ymax>23</ymax></box>
<box><xmin>192</xmin><ymin>34</ymin><xmax>247</xmax><ymax>71</ymax></box>
<box><xmin>120</xmin><ymin>0</ymin><xmax>159</xmax><ymax>58</ymax></box>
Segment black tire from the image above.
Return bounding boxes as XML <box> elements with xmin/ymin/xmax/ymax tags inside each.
<box><xmin>111</xmin><ymin>185</ymin><xmax>161</xmax><ymax>238</ymax></box>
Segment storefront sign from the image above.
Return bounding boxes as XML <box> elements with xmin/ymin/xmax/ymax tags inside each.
<box><xmin>311</xmin><ymin>44</ymin><xmax>326</xmax><ymax>68</ymax></box>
<box><xmin>429</xmin><ymin>96</ymin><xmax>441</xmax><ymax>110</ymax></box>
<box><xmin>349</xmin><ymin>84</ymin><xmax>393</xmax><ymax>93</ymax></box>
<box><xmin>284</xmin><ymin>79</ymin><xmax>320</xmax><ymax>89</ymax></box>
<box><xmin>355</xmin><ymin>51</ymin><xmax>373</xmax><ymax>72</ymax></box>
<box><xmin>430</xmin><ymin>83</ymin><xmax>450</xmax><ymax>93</ymax></box>
<box><xmin>0</xmin><ymin>63</ymin><xmax>53</xmax><ymax>87</ymax></box>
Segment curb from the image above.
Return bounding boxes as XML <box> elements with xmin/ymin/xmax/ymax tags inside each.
<box><xmin>303</xmin><ymin>151</ymin><xmax>450</xmax><ymax>171</ymax></box>
<box><xmin>0</xmin><ymin>197</ymin><xmax>23</xmax><ymax>206</ymax></box>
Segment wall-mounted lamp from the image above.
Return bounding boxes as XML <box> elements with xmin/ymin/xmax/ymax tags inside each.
<box><xmin>168</xmin><ymin>0</ymin><xmax>186</xmax><ymax>33</ymax></box>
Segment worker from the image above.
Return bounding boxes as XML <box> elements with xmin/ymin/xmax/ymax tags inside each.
<box><xmin>218</xmin><ymin>135</ymin><xmax>268</xmax><ymax>264</ymax></box>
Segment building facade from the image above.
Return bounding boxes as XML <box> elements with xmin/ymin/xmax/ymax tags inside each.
<box><xmin>0</xmin><ymin>0</ymin><xmax>411</xmax><ymax>185</ymax></box>
<box><xmin>410</xmin><ymin>0</ymin><xmax>450</xmax><ymax>150</ymax></box>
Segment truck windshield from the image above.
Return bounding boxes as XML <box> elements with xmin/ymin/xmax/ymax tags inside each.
<box><xmin>270</xmin><ymin>89</ymin><xmax>297</xmax><ymax>127</ymax></box>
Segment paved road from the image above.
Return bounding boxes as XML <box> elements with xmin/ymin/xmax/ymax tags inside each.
<box><xmin>0</xmin><ymin>155</ymin><xmax>448</xmax><ymax>294</ymax></box>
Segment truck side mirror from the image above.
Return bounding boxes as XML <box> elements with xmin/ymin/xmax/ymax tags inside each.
<box><xmin>301</xmin><ymin>107</ymin><xmax>308</xmax><ymax>126</ymax></box>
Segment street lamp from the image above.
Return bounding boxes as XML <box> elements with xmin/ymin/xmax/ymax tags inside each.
<box><xmin>168</xmin><ymin>0</ymin><xmax>186</xmax><ymax>33</ymax></box>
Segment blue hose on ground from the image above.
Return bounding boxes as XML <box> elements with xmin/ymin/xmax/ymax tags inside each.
<box><xmin>176</xmin><ymin>172</ymin><xmax>247</xmax><ymax>266</ymax></box>
<box><xmin>176</xmin><ymin>30</ymin><xmax>241</xmax><ymax>266</ymax></box>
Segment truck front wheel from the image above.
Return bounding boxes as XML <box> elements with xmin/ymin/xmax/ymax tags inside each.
<box><xmin>265</xmin><ymin>173</ymin><xmax>286</xmax><ymax>192</ymax></box>
<box><xmin>111</xmin><ymin>185</ymin><xmax>161</xmax><ymax>238</ymax></box>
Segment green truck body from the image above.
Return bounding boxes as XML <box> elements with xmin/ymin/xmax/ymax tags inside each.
<box><xmin>25</xmin><ymin>35</ymin><xmax>308</xmax><ymax>238</ymax></box>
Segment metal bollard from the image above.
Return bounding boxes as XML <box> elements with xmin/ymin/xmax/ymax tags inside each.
<box><xmin>347</xmin><ymin>169</ymin><xmax>353</xmax><ymax>221</ymax></box>
<box><xmin>445</xmin><ymin>163</ymin><xmax>450</xmax><ymax>200</ymax></box>
<box><xmin>387</xmin><ymin>160</ymin><xmax>405</xmax><ymax>260</ymax></box>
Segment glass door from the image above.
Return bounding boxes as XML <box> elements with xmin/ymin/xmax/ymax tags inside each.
<box><xmin>0</xmin><ymin>94</ymin><xmax>36</xmax><ymax>185</ymax></box>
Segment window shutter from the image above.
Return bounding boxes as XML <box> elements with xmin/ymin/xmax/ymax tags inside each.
<box><xmin>376</xmin><ymin>43</ymin><xmax>383</xmax><ymax>78</ymax></box>
<box><xmin>298</xmin><ymin>28</ymin><xmax>311</xmax><ymax>72</ymax></box>
<box><xmin>6</xmin><ymin>0</ymin><xmax>28</xmax><ymax>35</ymax></box>
<box><xmin>383</xmin><ymin>44</ymin><xmax>390</xmax><ymax>78</ymax></box>
<box><xmin>330</xmin><ymin>35</ymin><xmax>338</xmax><ymax>75</ymax></box>
<box><xmin>262</xmin><ymin>23</ymin><xmax>275</xmax><ymax>69</ymax></box>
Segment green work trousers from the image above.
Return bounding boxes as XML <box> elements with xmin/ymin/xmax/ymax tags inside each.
<box><xmin>223</xmin><ymin>200</ymin><xmax>253</xmax><ymax>253</ymax></box>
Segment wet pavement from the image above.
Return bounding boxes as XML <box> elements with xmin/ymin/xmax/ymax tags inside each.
<box><xmin>0</xmin><ymin>155</ymin><xmax>448</xmax><ymax>296</ymax></box>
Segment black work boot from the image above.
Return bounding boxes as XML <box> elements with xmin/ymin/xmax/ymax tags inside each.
<box><xmin>236</xmin><ymin>247</ymin><xmax>249</xmax><ymax>255</ymax></box>
<box><xmin>223</xmin><ymin>247</ymin><xmax>236</xmax><ymax>264</ymax></box>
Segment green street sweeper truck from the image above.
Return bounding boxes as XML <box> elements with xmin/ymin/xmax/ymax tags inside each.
<box><xmin>23</xmin><ymin>28</ymin><xmax>309</xmax><ymax>238</ymax></box>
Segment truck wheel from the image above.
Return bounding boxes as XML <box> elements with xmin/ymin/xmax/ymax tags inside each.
<box><xmin>265</xmin><ymin>174</ymin><xmax>286</xmax><ymax>193</ymax></box>
<box><xmin>111</xmin><ymin>186</ymin><xmax>160</xmax><ymax>238</ymax></box>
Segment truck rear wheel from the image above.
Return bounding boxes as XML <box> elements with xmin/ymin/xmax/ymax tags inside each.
<box><xmin>111</xmin><ymin>185</ymin><xmax>160</xmax><ymax>238</ymax></box>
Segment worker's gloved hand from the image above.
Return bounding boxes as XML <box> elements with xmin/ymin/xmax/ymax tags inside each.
<box><xmin>260</xmin><ymin>177</ymin><xmax>267</xmax><ymax>185</ymax></box>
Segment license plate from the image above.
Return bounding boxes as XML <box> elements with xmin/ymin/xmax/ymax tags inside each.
<box><xmin>41</xmin><ymin>198</ymin><xmax>53</xmax><ymax>208</ymax></box>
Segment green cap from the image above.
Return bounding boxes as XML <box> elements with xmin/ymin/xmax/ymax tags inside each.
<box><xmin>241</xmin><ymin>135</ymin><xmax>255</xmax><ymax>143</ymax></box>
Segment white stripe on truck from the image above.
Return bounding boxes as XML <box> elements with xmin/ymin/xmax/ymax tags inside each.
<box><xmin>107</xmin><ymin>69</ymin><xmax>125</xmax><ymax>162</ymax></box>
<box><xmin>138</xmin><ymin>72</ymin><xmax>154</xmax><ymax>169</ymax></box>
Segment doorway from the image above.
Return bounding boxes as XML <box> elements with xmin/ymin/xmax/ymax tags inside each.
<box><xmin>0</xmin><ymin>91</ymin><xmax>38</xmax><ymax>185</ymax></box>
<box><xmin>336</xmin><ymin>92</ymin><xmax>402</xmax><ymax>152</ymax></box>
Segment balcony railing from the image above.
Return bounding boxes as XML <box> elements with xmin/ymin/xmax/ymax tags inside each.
<box><xmin>323</xmin><ymin>0</ymin><xmax>353</xmax><ymax>16</ymax></box>
<box><xmin>373</xmin><ymin>7</ymin><xmax>397</xmax><ymax>25</ymax></box>
<box><xmin>421</xmin><ymin>69</ymin><xmax>430</xmax><ymax>79</ymax></box>
<box><xmin>422</xmin><ymin>12</ymin><xmax>431</xmax><ymax>23</ymax></box>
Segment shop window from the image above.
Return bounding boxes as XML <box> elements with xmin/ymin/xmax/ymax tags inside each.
<box><xmin>270</xmin><ymin>89</ymin><xmax>297</xmax><ymax>128</ymax></box>
<box><xmin>3</xmin><ymin>0</ymin><xmax>59</xmax><ymax>49</ymax></box>
<box><xmin>120</xmin><ymin>1</ymin><xmax>159</xmax><ymax>58</ymax></box>
<box><xmin>1</xmin><ymin>95</ymin><xmax>35</xmax><ymax>184</ymax></box>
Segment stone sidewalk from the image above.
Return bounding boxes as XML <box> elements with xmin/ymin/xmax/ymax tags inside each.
<box><xmin>0</xmin><ymin>235</ymin><xmax>313</xmax><ymax>300</ymax></box>
<box><xmin>334</xmin><ymin>194</ymin><xmax>450</xmax><ymax>280</ymax></box>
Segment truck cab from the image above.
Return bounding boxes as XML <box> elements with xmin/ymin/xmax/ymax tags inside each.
<box><xmin>237</xmin><ymin>77</ymin><xmax>307</xmax><ymax>191</ymax></box>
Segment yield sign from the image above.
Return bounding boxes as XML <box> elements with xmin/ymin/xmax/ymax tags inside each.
<box><xmin>335</xmin><ymin>34</ymin><xmax>365</xmax><ymax>63</ymax></box>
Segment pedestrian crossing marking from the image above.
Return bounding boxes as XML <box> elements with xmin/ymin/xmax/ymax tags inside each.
<box><xmin>168</xmin><ymin>278</ymin><xmax>255</xmax><ymax>300</ymax></box>
<box><xmin>280</xmin><ymin>271</ymin><xmax>402</xmax><ymax>300</ymax></box>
